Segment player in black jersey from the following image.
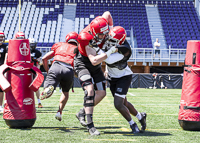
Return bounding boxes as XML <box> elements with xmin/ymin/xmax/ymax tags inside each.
<box><xmin>29</xmin><ymin>38</ymin><xmax>43</xmax><ymax>108</ymax></box>
<box><xmin>0</xmin><ymin>31</ymin><xmax>7</xmax><ymax>113</ymax></box>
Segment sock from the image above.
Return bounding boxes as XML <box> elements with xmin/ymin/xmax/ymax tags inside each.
<box><xmin>38</xmin><ymin>99</ymin><xmax>41</xmax><ymax>104</ymax></box>
<box><xmin>136</xmin><ymin>112</ymin><xmax>142</xmax><ymax>120</ymax></box>
<box><xmin>128</xmin><ymin>119</ymin><xmax>135</xmax><ymax>125</ymax></box>
<box><xmin>86</xmin><ymin>114</ymin><xmax>93</xmax><ymax>126</ymax></box>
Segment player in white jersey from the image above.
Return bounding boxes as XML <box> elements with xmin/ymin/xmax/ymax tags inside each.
<box><xmin>101</xmin><ymin>26</ymin><xmax>147</xmax><ymax>133</ymax></box>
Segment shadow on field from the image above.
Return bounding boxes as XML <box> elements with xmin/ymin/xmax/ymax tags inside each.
<box><xmin>97</xmin><ymin>126</ymin><xmax>121</xmax><ymax>129</ymax></box>
<box><xmin>103</xmin><ymin>131</ymin><xmax>172</xmax><ymax>136</ymax></box>
<box><xmin>31</xmin><ymin>126</ymin><xmax>86</xmax><ymax>132</ymax></box>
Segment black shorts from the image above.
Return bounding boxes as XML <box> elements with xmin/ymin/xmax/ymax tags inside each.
<box><xmin>74</xmin><ymin>52</ymin><xmax>105</xmax><ymax>85</ymax></box>
<box><xmin>0</xmin><ymin>88</ymin><xmax>3</xmax><ymax>92</ymax></box>
<box><xmin>155</xmin><ymin>49</ymin><xmax>160</xmax><ymax>54</ymax></box>
<box><xmin>44</xmin><ymin>61</ymin><xmax>74</xmax><ymax>92</ymax></box>
<box><xmin>109</xmin><ymin>74</ymin><xmax>132</xmax><ymax>99</ymax></box>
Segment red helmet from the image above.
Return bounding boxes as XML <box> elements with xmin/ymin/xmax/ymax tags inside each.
<box><xmin>90</xmin><ymin>16</ymin><xmax>109</xmax><ymax>42</ymax></box>
<box><xmin>107</xmin><ymin>26</ymin><xmax>126</xmax><ymax>46</ymax></box>
<box><xmin>14</xmin><ymin>32</ymin><xmax>25</xmax><ymax>39</ymax></box>
<box><xmin>65</xmin><ymin>32</ymin><xmax>78</xmax><ymax>45</ymax></box>
<box><xmin>0</xmin><ymin>31</ymin><xmax>5</xmax><ymax>43</ymax></box>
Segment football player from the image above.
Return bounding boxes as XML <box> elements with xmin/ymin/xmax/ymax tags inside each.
<box><xmin>74</xmin><ymin>11</ymin><xmax>117</xmax><ymax>135</ymax></box>
<box><xmin>0</xmin><ymin>31</ymin><xmax>7</xmax><ymax>113</ymax></box>
<box><xmin>40</xmin><ymin>32</ymin><xmax>79</xmax><ymax>121</ymax></box>
<box><xmin>29</xmin><ymin>38</ymin><xmax>43</xmax><ymax>108</ymax></box>
<box><xmin>99</xmin><ymin>26</ymin><xmax>147</xmax><ymax>133</ymax></box>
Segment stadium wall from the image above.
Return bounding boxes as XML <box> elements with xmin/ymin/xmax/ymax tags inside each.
<box><xmin>41</xmin><ymin>72</ymin><xmax>183</xmax><ymax>89</ymax></box>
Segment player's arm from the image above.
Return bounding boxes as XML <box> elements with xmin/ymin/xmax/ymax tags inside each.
<box><xmin>86</xmin><ymin>45</ymin><xmax>117</xmax><ymax>66</ymax></box>
<box><xmin>102</xmin><ymin>11</ymin><xmax>113</xmax><ymax>28</ymax></box>
<box><xmin>42</xmin><ymin>51</ymin><xmax>54</xmax><ymax>73</ymax></box>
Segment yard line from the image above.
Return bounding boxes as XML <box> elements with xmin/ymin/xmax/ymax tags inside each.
<box><xmin>128</xmin><ymin>92</ymin><xmax>136</xmax><ymax>96</ymax></box>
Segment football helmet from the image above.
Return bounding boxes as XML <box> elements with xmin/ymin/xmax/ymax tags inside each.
<box><xmin>0</xmin><ymin>31</ymin><xmax>5</xmax><ymax>44</ymax></box>
<box><xmin>65</xmin><ymin>32</ymin><xmax>79</xmax><ymax>45</ymax></box>
<box><xmin>90</xmin><ymin>16</ymin><xmax>109</xmax><ymax>43</ymax></box>
<box><xmin>29</xmin><ymin>38</ymin><xmax>37</xmax><ymax>50</ymax></box>
<box><xmin>105</xmin><ymin>26</ymin><xmax>126</xmax><ymax>47</ymax></box>
<box><xmin>14</xmin><ymin>32</ymin><xmax>25</xmax><ymax>39</ymax></box>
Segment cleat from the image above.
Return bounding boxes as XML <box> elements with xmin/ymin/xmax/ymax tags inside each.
<box><xmin>40</xmin><ymin>85</ymin><xmax>54</xmax><ymax>100</ymax></box>
<box><xmin>130</xmin><ymin>123</ymin><xmax>140</xmax><ymax>134</ymax></box>
<box><xmin>38</xmin><ymin>103</ymin><xmax>43</xmax><ymax>108</ymax></box>
<box><xmin>88</xmin><ymin>127</ymin><xmax>100</xmax><ymax>136</ymax></box>
<box><xmin>75</xmin><ymin>108</ymin><xmax>87</xmax><ymax>127</ymax></box>
<box><xmin>139</xmin><ymin>112</ymin><xmax>147</xmax><ymax>131</ymax></box>
<box><xmin>55</xmin><ymin>112</ymin><xmax>62</xmax><ymax>121</ymax></box>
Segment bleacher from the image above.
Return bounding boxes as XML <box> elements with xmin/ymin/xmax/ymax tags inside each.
<box><xmin>158</xmin><ymin>1</ymin><xmax>200</xmax><ymax>49</ymax></box>
<box><xmin>0</xmin><ymin>0</ymin><xmax>199</xmax><ymax>52</ymax></box>
<box><xmin>75</xmin><ymin>1</ymin><xmax>153</xmax><ymax>48</ymax></box>
<box><xmin>0</xmin><ymin>0</ymin><xmax>65</xmax><ymax>48</ymax></box>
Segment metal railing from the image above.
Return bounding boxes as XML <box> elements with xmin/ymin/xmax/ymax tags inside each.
<box><xmin>36</xmin><ymin>47</ymin><xmax>186</xmax><ymax>65</ymax></box>
<box><xmin>129</xmin><ymin>48</ymin><xmax>186</xmax><ymax>65</ymax></box>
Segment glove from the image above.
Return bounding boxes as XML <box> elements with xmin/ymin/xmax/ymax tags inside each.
<box><xmin>105</xmin><ymin>46</ymin><xmax>117</xmax><ymax>57</ymax></box>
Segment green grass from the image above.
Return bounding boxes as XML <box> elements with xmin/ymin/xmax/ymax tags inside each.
<box><xmin>0</xmin><ymin>88</ymin><xmax>200</xmax><ymax>143</ymax></box>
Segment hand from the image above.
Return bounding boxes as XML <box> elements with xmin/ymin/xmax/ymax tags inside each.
<box><xmin>108</xmin><ymin>46</ymin><xmax>118</xmax><ymax>54</ymax></box>
<box><xmin>105</xmin><ymin>46</ymin><xmax>118</xmax><ymax>57</ymax></box>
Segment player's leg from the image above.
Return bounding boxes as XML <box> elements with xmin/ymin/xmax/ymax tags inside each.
<box><xmin>40</xmin><ymin>63</ymin><xmax>61</xmax><ymax>100</ymax></box>
<box><xmin>110</xmin><ymin>75</ymin><xmax>140</xmax><ymax>133</ymax></box>
<box><xmin>55</xmin><ymin>92</ymin><xmax>69</xmax><ymax>121</ymax></box>
<box><xmin>76</xmin><ymin>69</ymin><xmax>100</xmax><ymax>135</ymax></box>
<box><xmin>124</xmin><ymin>98</ymin><xmax>147</xmax><ymax>131</ymax></box>
<box><xmin>114</xmin><ymin>95</ymin><xmax>140</xmax><ymax>133</ymax></box>
<box><xmin>55</xmin><ymin>64</ymin><xmax>74</xmax><ymax>121</ymax></box>
<box><xmin>0</xmin><ymin>90</ymin><xmax>4</xmax><ymax>113</ymax></box>
<box><xmin>35</xmin><ymin>90</ymin><xmax>43</xmax><ymax>108</ymax></box>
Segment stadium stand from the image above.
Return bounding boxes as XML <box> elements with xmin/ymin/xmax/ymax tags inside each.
<box><xmin>0</xmin><ymin>0</ymin><xmax>198</xmax><ymax>59</ymax></box>
<box><xmin>158</xmin><ymin>1</ymin><xmax>200</xmax><ymax>49</ymax></box>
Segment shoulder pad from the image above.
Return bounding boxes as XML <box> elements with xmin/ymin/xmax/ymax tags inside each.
<box><xmin>51</xmin><ymin>42</ymin><xmax>63</xmax><ymax>51</ymax></box>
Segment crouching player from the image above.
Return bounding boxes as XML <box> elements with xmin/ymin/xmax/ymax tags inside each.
<box><xmin>40</xmin><ymin>32</ymin><xmax>79</xmax><ymax>121</ymax></box>
<box><xmin>101</xmin><ymin>26</ymin><xmax>147</xmax><ymax>133</ymax></box>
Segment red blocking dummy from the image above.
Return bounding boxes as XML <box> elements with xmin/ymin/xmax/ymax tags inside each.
<box><xmin>178</xmin><ymin>40</ymin><xmax>200</xmax><ymax>130</ymax></box>
<box><xmin>0</xmin><ymin>39</ymin><xmax>44</xmax><ymax>128</ymax></box>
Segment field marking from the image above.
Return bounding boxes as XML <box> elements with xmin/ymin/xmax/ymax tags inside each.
<box><xmin>84</xmin><ymin>139</ymin><xmax>136</xmax><ymax>141</ymax></box>
<box><xmin>146</xmin><ymin>129</ymin><xmax>181</xmax><ymax>131</ymax></box>
<box><xmin>127</xmin><ymin>92</ymin><xmax>136</xmax><ymax>96</ymax></box>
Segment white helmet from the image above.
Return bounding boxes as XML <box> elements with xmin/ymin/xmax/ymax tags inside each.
<box><xmin>29</xmin><ymin>38</ymin><xmax>37</xmax><ymax>50</ymax></box>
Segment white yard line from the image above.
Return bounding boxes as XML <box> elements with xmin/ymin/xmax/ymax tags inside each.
<box><xmin>128</xmin><ymin>92</ymin><xmax>136</xmax><ymax>96</ymax></box>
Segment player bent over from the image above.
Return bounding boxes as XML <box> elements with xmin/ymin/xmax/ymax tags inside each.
<box><xmin>29</xmin><ymin>38</ymin><xmax>43</xmax><ymax>108</ymax></box>
<box><xmin>74</xmin><ymin>11</ymin><xmax>116</xmax><ymax>135</ymax></box>
<box><xmin>101</xmin><ymin>26</ymin><xmax>147</xmax><ymax>133</ymax></box>
<box><xmin>40</xmin><ymin>32</ymin><xmax>79</xmax><ymax>121</ymax></box>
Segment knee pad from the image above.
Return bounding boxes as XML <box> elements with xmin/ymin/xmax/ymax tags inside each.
<box><xmin>79</xmin><ymin>75</ymin><xmax>93</xmax><ymax>88</ymax></box>
<box><xmin>94</xmin><ymin>80</ymin><xmax>106</xmax><ymax>91</ymax></box>
<box><xmin>83</xmin><ymin>90</ymin><xmax>95</xmax><ymax>107</ymax></box>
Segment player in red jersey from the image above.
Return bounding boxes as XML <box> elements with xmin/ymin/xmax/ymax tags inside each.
<box><xmin>74</xmin><ymin>11</ymin><xmax>117</xmax><ymax>135</ymax></box>
<box><xmin>40</xmin><ymin>32</ymin><xmax>79</xmax><ymax>121</ymax></box>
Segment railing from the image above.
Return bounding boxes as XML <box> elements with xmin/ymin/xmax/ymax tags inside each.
<box><xmin>36</xmin><ymin>47</ymin><xmax>186</xmax><ymax>66</ymax></box>
<box><xmin>129</xmin><ymin>48</ymin><xmax>186</xmax><ymax>65</ymax></box>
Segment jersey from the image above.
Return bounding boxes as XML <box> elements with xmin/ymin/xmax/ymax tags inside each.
<box><xmin>31</xmin><ymin>49</ymin><xmax>41</xmax><ymax>66</ymax></box>
<box><xmin>107</xmin><ymin>40</ymin><xmax>131</xmax><ymax>70</ymax></box>
<box><xmin>51</xmin><ymin>42</ymin><xmax>77</xmax><ymax>67</ymax></box>
<box><xmin>0</xmin><ymin>44</ymin><xmax>7</xmax><ymax>65</ymax></box>
<box><xmin>105</xmin><ymin>40</ymin><xmax>133</xmax><ymax>78</ymax></box>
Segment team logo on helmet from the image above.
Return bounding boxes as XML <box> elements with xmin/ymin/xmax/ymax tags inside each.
<box><xmin>19</xmin><ymin>43</ymin><xmax>29</xmax><ymax>56</ymax></box>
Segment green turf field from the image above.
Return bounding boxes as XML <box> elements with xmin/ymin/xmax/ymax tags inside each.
<box><xmin>0</xmin><ymin>88</ymin><xmax>200</xmax><ymax>143</ymax></box>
